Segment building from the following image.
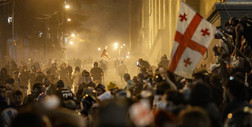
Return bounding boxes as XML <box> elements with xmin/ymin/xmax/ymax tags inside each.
<box><xmin>129</xmin><ymin>0</ymin><xmax>252</xmax><ymax>71</ymax></box>
<box><xmin>130</xmin><ymin>0</ymin><xmax>181</xmax><ymax>65</ymax></box>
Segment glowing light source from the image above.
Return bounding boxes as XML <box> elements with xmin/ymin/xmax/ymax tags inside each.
<box><xmin>98</xmin><ymin>48</ymin><xmax>101</xmax><ymax>51</ymax></box>
<box><xmin>123</xmin><ymin>43</ymin><xmax>125</xmax><ymax>46</ymax></box>
<box><xmin>121</xmin><ymin>46</ymin><xmax>123</xmax><ymax>48</ymax></box>
<box><xmin>127</xmin><ymin>52</ymin><xmax>130</xmax><ymax>54</ymax></box>
<box><xmin>65</xmin><ymin>5</ymin><xmax>70</xmax><ymax>9</ymax></box>
<box><xmin>126</xmin><ymin>55</ymin><xmax>129</xmax><ymax>58</ymax></box>
<box><xmin>114</xmin><ymin>42</ymin><xmax>119</xmax><ymax>50</ymax></box>
<box><xmin>67</xmin><ymin>18</ymin><xmax>71</xmax><ymax>22</ymax></box>
<box><xmin>227</xmin><ymin>113</ymin><xmax>232</xmax><ymax>119</ymax></box>
<box><xmin>69</xmin><ymin>41</ymin><xmax>73</xmax><ymax>45</ymax></box>
<box><xmin>71</xmin><ymin>33</ymin><xmax>75</xmax><ymax>37</ymax></box>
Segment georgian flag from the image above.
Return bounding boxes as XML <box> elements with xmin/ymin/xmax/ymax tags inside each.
<box><xmin>101</xmin><ymin>49</ymin><xmax>110</xmax><ymax>59</ymax></box>
<box><xmin>168</xmin><ymin>2</ymin><xmax>215</xmax><ymax>78</ymax></box>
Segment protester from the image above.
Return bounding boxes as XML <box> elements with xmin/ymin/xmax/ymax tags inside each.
<box><xmin>10</xmin><ymin>90</ymin><xmax>23</xmax><ymax>109</ymax></box>
<box><xmin>0</xmin><ymin>68</ymin><xmax>10</xmax><ymax>86</ymax></box>
<box><xmin>55</xmin><ymin>80</ymin><xmax>74</xmax><ymax>104</ymax></box>
<box><xmin>23</xmin><ymin>83</ymin><xmax>43</xmax><ymax>105</ymax></box>
<box><xmin>95</xmin><ymin>84</ymin><xmax>106</xmax><ymax>96</ymax></box>
<box><xmin>72</xmin><ymin>67</ymin><xmax>82</xmax><ymax>94</ymax></box>
<box><xmin>118</xmin><ymin>61</ymin><xmax>128</xmax><ymax>82</ymax></box>
<box><xmin>90</xmin><ymin>62</ymin><xmax>104</xmax><ymax>83</ymax></box>
<box><xmin>0</xmin><ymin>86</ymin><xmax>9</xmax><ymax>112</ymax></box>
<box><xmin>123</xmin><ymin>73</ymin><xmax>134</xmax><ymax>90</ymax></box>
<box><xmin>158</xmin><ymin>55</ymin><xmax>169</xmax><ymax>70</ymax></box>
<box><xmin>19</xmin><ymin>66</ymin><xmax>30</xmax><ymax>95</ymax></box>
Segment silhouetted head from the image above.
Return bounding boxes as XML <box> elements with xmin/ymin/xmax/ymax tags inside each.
<box><xmin>94</xmin><ymin>62</ymin><xmax>98</xmax><ymax>67</ymax></box>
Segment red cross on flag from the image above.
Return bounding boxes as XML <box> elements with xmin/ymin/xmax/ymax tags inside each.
<box><xmin>101</xmin><ymin>49</ymin><xmax>110</xmax><ymax>60</ymax></box>
<box><xmin>168</xmin><ymin>2</ymin><xmax>215</xmax><ymax>78</ymax></box>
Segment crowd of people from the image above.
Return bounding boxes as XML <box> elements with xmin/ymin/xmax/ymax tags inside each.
<box><xmin>0</xmin><ymin>17</ymin><xmax>252</xmax><ymax>127</ymax></box>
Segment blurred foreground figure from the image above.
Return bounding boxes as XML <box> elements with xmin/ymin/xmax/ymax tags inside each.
<box><xmin>97</xmin><ymin>100</ymin><xmax>129</xmax><ymax>127</ymax></box>
<box><xmin>11</xmin><ymin>112</ymin><xmax>49</xmax><ymax>127</ymax></box>
<box><xmin>224</xmin><ymin>107</ymin><xmax>252</xmax><ymax>127</ymax></box>
<box><xmin>178</xmin><ymin>107</ymin><xmax>211</xmax><ymax>127</ymax></box>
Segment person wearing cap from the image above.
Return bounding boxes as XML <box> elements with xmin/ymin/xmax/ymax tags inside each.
<box><xmin>107</xmin><ymin>81</ymin><xmax>119</xmax><ymax>94</ymax></box>
<box><xmin>55</xmin><ymin>80</ymin><xmax>74</xmax><ymax>104</ymax></box>
<box><xmin>95</xmin><ymin>84</ymin><xmax>106</xmax><ymax>96</ymax></box>
<box><xmin>76</xmin><ymin>86</ymin><xmax>97</xmax><ymax>102</ymax></box>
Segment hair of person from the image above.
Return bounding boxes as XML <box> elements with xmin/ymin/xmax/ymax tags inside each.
<box><xmin>57</xmin><ymin>80</ymin><xmax>65</xmax><ymax>88</ymax></box>
<box><xmin>165</xmin><ymin>90</ymin><xmax>184</xmax><ymax>105</ymax></box>
<box><xmin>94</xmin><ymin>62</ymin><xmax>98</xmax><ymax>67</ymax></box>
<box><xmin>177</xmin><ymin>107</ymin><xmax>211</xmax><ymax>127</ymax></box>
<box><xmin>32</xmin><ymin>83</ymin><xmax>42</xmax><ymax>91</ymax></box>
<box><xmin>13</xmin><ymin>90</ymin><xmax>22</xmax><ymax>97</ymax></box>
<box><xmin>1</xmin><ymin>67</ymin><xmax>7</xmax><ymax>73</ymax></box>
<box><xmin>190</xmin><ymin>81</ymin><xmax>212</xmax><ymax>107</ymax></box>
<box><xmin>154</xmin><ymin>110</ymin><xmax>177</xmax><ymax>127</ymax></box>
<box><xmin>11</xmin><ymin>112</ymin><xmax>44</xmax><ymax>127</ymax></box>
<box><xmin>156</xmin><ymin>81</ymin><xmax>171</xmax><ymax>95</ymax></box>
<box><xmin>82</xmin><ymin>70</ymin><xmax>89</xmax><ymax>76</ymax></box>
<box><xmin>225</xmin><ymin>79</ymin><xmax>248</xmax><ymax>101</ymax></box>
<box><xmin>6</xmin><ymin>78</ymin><xmax>15</xmax><ymax>84</ymax></box>
<box><xmin>224</xmin><ymin>21</ymin><xmax>231</xmax><ymax>27</ymax></box>
<box><xmin>0</xmin><ymin>85</ymin><xmax>6</xmax><ymax>90</ymax></box>
<box><xmin>123</xmin><ymin>73</ymin><xmax>130</xmax><ymax>80</ymax></box>
<box><xmin>75</xmin><ymin>67</ymin><xmax>80</xmax><ymax>72</ymax></box>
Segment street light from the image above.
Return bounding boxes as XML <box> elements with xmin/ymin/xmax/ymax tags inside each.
<box><xmin>114</xmin><ymin>42</ymin><xmax>118</xmax><ymax>50</ymax></box>
<box><xmin>65</xmin><ymin>5</ymin><xmax>70</xmax><ymax>9</ymax></box>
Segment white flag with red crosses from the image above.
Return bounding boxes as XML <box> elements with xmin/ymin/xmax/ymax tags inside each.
<box><xmin>168</xmin><ymin>2</ymin><xmax>215</xmax><ymax>78</ymax></box>
<box><xmin>101</xmin><ymin>49</ymin><xmax>110</xmax><ymax>60</ymax></box>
